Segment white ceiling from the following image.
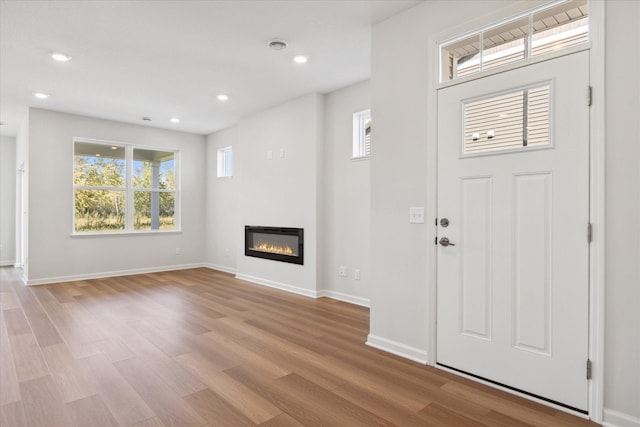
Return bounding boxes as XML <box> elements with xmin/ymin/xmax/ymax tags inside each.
<box><xmin>0</xmin><ymin>0</ymin><xmax>422</xmax><ymax>137</ymax></box>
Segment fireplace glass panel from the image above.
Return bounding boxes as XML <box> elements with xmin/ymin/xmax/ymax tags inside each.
<box><xmin>245</xmin><ymin>226</ymin><xmax>304</xmax><ymax>265</ymax></box>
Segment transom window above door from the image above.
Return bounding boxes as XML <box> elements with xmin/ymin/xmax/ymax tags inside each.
<box><xmin>439</xmin><ymin>0</ymin><xmax>589</xmax><ymax>83</ymax></box>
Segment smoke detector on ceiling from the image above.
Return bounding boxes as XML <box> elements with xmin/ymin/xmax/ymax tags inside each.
<box><xmin>267</xmin><ymin>39</ymin><xmax>287</xmax><ymax>51</ymax></box>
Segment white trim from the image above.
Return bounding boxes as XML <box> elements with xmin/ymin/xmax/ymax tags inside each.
<box><xmin>366</xmin><ymin>334</ymin><xmax>429</xmax><ymax>364</ymax></box>
<box><xmin>603</xmin><ymin>409</ymin><xmax>640</xmax><ymax>427</ymax></box>
<box><xmin>587</xmin><ymin>0</ymin><xmax>606</xmax><ymax>422</ymax></box>
<box><xmin>25</xmin><ymin>263</ymin><xmax>205</xmax><ymax>286</ymax></box>
<box><xmin>203</xmin><ymin>263</ymin><xmax>237</xmax><ymax>275</ymax></box>
<box><xmin>70</xmin><ymin>230</ymin><xmax>183</xmax><ymax>237</ymax></box>
<box><xmin>317</xmin><ymin>290</ymin><xmax>370</xmax><ymax>308</ymax></box>
<box><xmin>435</xmin><ymin>364</ymin><xmax>591</xmax><ymax>419</ymax></box>
<box><xmin>0</xmin><ymin>260</ymin><xmax>16</xmax><ymax>267</ymax></box>
<box><xmin>438</xmin><ymin>44</ymin><xmax>590</xmax><ymax>91</ymax></box>
<box><xmin>234</xmin><ymin>273</ymin><xmax>317</xmax><ymax>299</ymax></box>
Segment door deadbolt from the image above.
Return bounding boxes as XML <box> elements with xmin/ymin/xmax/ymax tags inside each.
<box><xmin>440</xmin><ymin>218</ymin><xmax>449</xmax><ymax>227</ymax></box>
<box><xmin>439</xmin><ymin>237</ymin><xmax>455</xmax><ymax>247</ymax></box>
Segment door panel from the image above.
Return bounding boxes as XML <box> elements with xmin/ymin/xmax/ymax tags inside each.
<box><xmin>437</xmin><ymin>51</ymin><xmax>589</xmax><ymax>411</ymax></box>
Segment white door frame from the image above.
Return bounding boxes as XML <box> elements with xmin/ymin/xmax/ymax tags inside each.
<box><xmin>424</xmin><ymin>1</ymin><xmax>605</xmax><ymax>422</ymax></box>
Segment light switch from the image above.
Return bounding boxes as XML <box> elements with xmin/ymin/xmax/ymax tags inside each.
<box><xmin>267</xmin><ymin>150</ymin><xmax>273</xmax><ymax>159</ymax></box>
<box><xmin>409</xmin><ymin>207</ymin><xmax>425</xmax><ymax>224</ymax></box>
<box><xmin>279</xmin><ymin>148</ymin><xmax>285</xmax><ymax>158</ymax></box>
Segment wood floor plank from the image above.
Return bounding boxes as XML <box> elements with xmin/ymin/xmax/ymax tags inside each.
<box><xmin>114</xmin><ymin>357</ymin><xmax>206</xmax><ymax>427</ymax></box>
<box><xmin>200</xmin><ymin>330</ymin><xmax>291</xmax><ymax>380</ymax></box>
<box><xmin>0</xmin><ymin>400</ymin><xmax>28</xmax><ymax>427</ymax></box>
<box><xmin>124</xmin><ymin>335</ymin><xmax>208</xmax><ymax>398</ymax></box>
<box><xmin>0</xmin><ymin>310</ymin><xmax>21</xmax><ymax>405</ymax></box>
<box><xmin>131</xmin><ymin>416</ymin><xmax>168</xmax><ymax>427</ymax></box>
<box><xmin>12</xmin><ymin>286</ymin><xmax>63</xmax><ymax>348</ymax></box>
<box><xmin>94</xmin><ymin>337</ymin><xmax>136</xmax><ymax>363</ymax></box>
<box><xmin>225</xmin><ymin>367</ymin><xmax>392</xmax><ymax>427</ymax></box>
<box><xmin>9</xmin><ymin>333</ymin><xmax>49</xmax><ymax>382</ymax></box>
<box><xmin>2</xmin><ymin>309</ymin><xmax>31</xmax><ymax>336</ymax></box>
<box><xmin>65</xmin><ymin>394</ymin><xmax>120</xmax><ymax>427</ymax></box>
<box><xmin>19</xmin><ymin>376</ymin><xmax>71</xmax><ymax>427</ymax></box>
<box><xmin>41</xmin><ymin>343</ymin><xmax>95</xmax><ymax>403</ymax></box>
<box><xmin>183</xmin><ymin>388</ymin><xmax>257</xmax><ymax>427</ymax></box>
<box><xmin>174</xmin><ymin>351</ymin><xmax>282</xmax><ymax>424</ymax></box>
<box><xmin>416</xmin><ymin>402</ymin><xmax>487</xmax><ymax>427</ymax></box>
<box><xmin>332</xmin><ymin>382</ymin><xmax>438</xmax><ymax>427</ymax></box>
<box><xmin>258</xmin><ymin>413</ymin><xmax>305</xmax><ymax>427</ymax></box>
<box><xmin>79</xmin><ymin>353</ymin><xmax>155</xmax><ymax>426</ymax></box>
<box><xmin>0</xmin><ymin>291</ymin><xmax>21</xmax><ymax>310</ymax></box>
<box><xmin>480</xmin><ymin>409</ymin><xmax>537</xmax><ymax>427</ymax></box>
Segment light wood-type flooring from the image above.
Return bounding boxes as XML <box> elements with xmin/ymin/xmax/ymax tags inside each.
<box><xmin>0</xmin><ymin>267</ymin><xmax>599</xmax><ymax>427</ymax></box>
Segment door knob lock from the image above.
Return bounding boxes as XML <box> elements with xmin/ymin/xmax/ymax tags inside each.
<box><xmin>439</xmin><ymin>237</ymin><xmax>455</xmax><ymax>247</ymax></box>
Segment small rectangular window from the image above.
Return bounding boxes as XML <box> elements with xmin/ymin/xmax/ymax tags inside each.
<box><xmin>463</xmin><ymin>83</ymin><xmax>551</xmax><ymax>155</ymax></box>
<box><xmin>352</xmin><ymin>110</ymin><xmax>371</xmax><ymax>159</ymax></box>
<box><xmin>440</xmin><ymin>0</ymin><xmax>588</xmax><ymax>83</ymax></box>
<box><xmin>217</xmin><ymin>146</ymin><xmax>233</xmax><ymax>178</ymax></box>
<box><xmin>73</xmin><ymin>140</ymin><xmax>178</xmax><ymax>233</ymax></box>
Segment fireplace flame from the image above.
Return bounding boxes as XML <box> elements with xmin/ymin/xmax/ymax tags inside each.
<box><xmin>252</xmin><ymin>242</ymin><xmax>296</xmax><ymax>256</ymax></box>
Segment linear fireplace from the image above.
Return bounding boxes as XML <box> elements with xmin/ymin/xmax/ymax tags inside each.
<box><xmin>245</xmin><ymin>226</ymin><xmax>304</xmax><ymax>265</ymax></box>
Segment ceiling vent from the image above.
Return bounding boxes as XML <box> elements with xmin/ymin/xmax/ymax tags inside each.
<box><xmin>267</xmin><ymin>39</ymin><xmax>287</xmax><ymax>51</ymax></box>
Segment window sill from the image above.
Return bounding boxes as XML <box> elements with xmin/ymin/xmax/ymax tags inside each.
<box><xmin>71</xmin><ymin>230</ymin><xmax>182</xmax><ymax>238</ymax></box>
<box><xmin>351</xmin><ymin>156</ymin><xmax>371</xmax><ymax>162</ymax></box>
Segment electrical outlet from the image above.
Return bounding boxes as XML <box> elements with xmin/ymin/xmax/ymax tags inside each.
<box><xmin>409</xmin><ymin>207</ymin><xmax>425</xmax><ymax>224</ymax></box>
<box><xmin>339</xmin><ymin>266</ymin><xmax>347</xmax><ymax>277</ymax></box>
<box><xmin>279</xmin><ymin>148</ymin><xmax>285</xmax><ymax>158</ymax></box>
<box><xmin>267</xmin><ymin>150</ymin><xmax>273</xmax><ymax>159</ymax></box>
<box><xmin>354</xmin><ymin>269</ymin><xmax>361</xmax><ymax>280</ymax></box>
<box><xmin>175</xmin><ymin>247</ymin><xmax>181</xmax><ymax>255</ymax></box>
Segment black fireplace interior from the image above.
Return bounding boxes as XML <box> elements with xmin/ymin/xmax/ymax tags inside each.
<box><xmin>245</xmin><ymin>226</ymin><xmax>304</xmax><ymax>265</ymax></box>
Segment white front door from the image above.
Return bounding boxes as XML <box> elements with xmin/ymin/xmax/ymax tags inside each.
<box><xmin>436</xmin><ymin>51</ymin><xmax>590</xmax><ymax>411</ymax></box>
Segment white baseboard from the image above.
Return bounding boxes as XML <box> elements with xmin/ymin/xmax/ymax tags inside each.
<box><xmin>366</xmin><ymin>334</ymin><xmax>429</xmax><ymax>364</ymax></box>
<box><xmin>317</xmin><ymin>289</ymin><xmax>370</xmax><ymax>307</ymax></box>
<box><xmin>235</xmin><ymin>273</ymin><xmax>318</xmax><ymax>298</ymax></box>
<box><xmin>0</xmin><ymin>259</ymin><xmax>15</xmax><ymax>267</ymax></box>
<box><xmin>603</xmin><ymin>409</ymin><xmax>640</xmax><ymax>427</ymax></box>
<box><xmin>203</xmin><ymin>263</ymin><xmax>237</xmax><ymax>275</ymax></box>
<box><xmin>26</xmin><ymin>263</ymin><xmax>206</xmax><ymax>286</ymax></box>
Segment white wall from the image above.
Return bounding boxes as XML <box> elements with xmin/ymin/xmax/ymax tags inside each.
<box><xmin>0</xmin><ymin>136</ymin><xmax>16</xmax><ymax>265</ymax></box>
<box><xmin>604</xmin><ymin>1</ymin><xmax>640</xmax><ymax>424</ymax></box>
<box><xmin>205</xmin><ymin>126</ymin><xmax>239</xmax><ymax>273</ymax></box>
<box><xmin>321</xmin><ymin>80</ymin><xmax>371</xmax><ymax>305</ymax></box>
<box><xmin>26</xmin><ymin>108</ymin><xmax>206</xmax><ymax>284</ymax></box>
<box><xmin>370</xmin><ymin>0</ymin><xmax>639</xmax><ymax>423</ymax></box>
<box><xmin>206</xmin><ymin>94</ymin><xmax>324</xmax><ymax>296</ymax></box>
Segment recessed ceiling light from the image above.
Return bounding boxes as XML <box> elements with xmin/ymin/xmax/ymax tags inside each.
<box><xmin>217</xmin><ymin>94</ymin><xmax>229</xmax><ymax>101</ymax></box>
<box><xmin>51</xmin><ymin>52</ymin><xmax>72</xmax><ymax>62</ymax></box>
<box><xmin>95</xmin><ymin>153</ymin><xmax>101</xmax><ymax>157</ymax></box>
<box><xmin>33</xmin><ymin>92</ymin><xmax>50</xmax><ymax>99</ymax></box>
<box><xmin>293</xmin><ymin>55</ymin><xmax>308</xmax><ymax>64</ymax></box>
<box><xmin>267</xmin><ymin>39</ymin><xmax>287</xmax><ymax>51</ymax></box>
<box><xmin>170</xmin><ymin>117</ymin><xmax>180</xmax><ymax>123</ymax></box>
<box><xmin>111</xmin><ymin>146</ymin><xmax>118</xmax><ymax>150</ymax></box>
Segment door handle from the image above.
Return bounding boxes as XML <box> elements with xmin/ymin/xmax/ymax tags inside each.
<box><xmin>439</xmin><ymin>237</ymin><xmax>455</xmax><ymax>247</ymax></box>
